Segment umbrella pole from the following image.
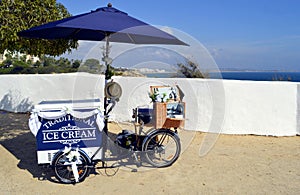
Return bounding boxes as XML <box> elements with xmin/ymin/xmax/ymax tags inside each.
<box><xmin>104</xmin><ymin>34</ymin><xmax>111</xmax><ymax>80</ymax></box>
<box><xmin>103</xmin><ymin>34</ymin><xmax>110</xmax><ymax>163</ymax></box>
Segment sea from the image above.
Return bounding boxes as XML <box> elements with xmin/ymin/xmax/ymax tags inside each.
<box><xmin>144</xmin><ymin>71</ymin><xmax>300</xmax><ymax>82</ymax></box>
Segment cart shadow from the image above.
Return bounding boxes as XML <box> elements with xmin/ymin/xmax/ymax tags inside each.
<box><xmin>0</xmin><ymin>132</ymin><xmax>52</xmax><ymax>180</ymax></box>
<box><xmin>0</xmin><ymin>111</ymin><xmax>50</xmax><ymax>180</ymax></box>
<box><xmin>0</xmin><ymin>111</ymin><xmax>156</xmax><ymax>183</ymax></box>
<box><xmin>104</xmin><ymin>132</ymin><xmax>158</xmax><ymax>172</ymax></box>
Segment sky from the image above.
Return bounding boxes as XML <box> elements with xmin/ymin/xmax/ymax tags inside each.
<box><xmin>57</xmin><ymin>0</ymin><xmax>300</xmax><ymax>71</ymax></box>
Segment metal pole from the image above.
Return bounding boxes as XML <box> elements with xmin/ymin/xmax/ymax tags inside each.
<box><xmin>103</xmin><ymin>34</ymin><xmax>110</xmax><ymax>163</ymax></box>
<box><xmin>104</xmin><ymin>34</ymin><xmax>111</xmax><ymax>80</ymax></box>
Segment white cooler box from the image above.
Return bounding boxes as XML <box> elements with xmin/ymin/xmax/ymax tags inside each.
<box><xmin>28</xmin><ymin>99</ymin><xmax>104</xmax><ymax>164</ymax></box>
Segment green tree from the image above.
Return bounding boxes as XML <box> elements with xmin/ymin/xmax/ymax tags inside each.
<box><xmin>56</xmin><ymin>57</ymin><xmax>71</xmax><ymax>68</ymax></box>
<box><xmin>33</xmin><ymin>60</ymin><xmax>41</xmax><ymax>68</ymax></box>
<box><xmin>0</xmin><ymin>0</ymin><xmax>78</xmax><ymax>56</ymax></box>
<box><xmin>177</xmin><ymin>60</ymin><xmax>208</xmax><ymax>78</ymax></box>
<box><xmin>79</xmin><ymin>58</ymin><xmax>105</xmax><ymax>74</ymax></box>
<box><xmin>72</xmin><ymin>59</ymin><xmax>82</xmax><ymax>69</ymax></box>
<box><xmin>0</xmin><ymin>53</ymin><xmax>81</xmax><ymax>74</ymax></box>
<box><xmin>42</xmin><ymin>56</ymin><xmax>56</xmax><ymax>67</ymax></box>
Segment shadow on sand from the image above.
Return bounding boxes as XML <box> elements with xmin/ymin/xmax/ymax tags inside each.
<box><xmin>0</xmin><ymin>111</ymin><xmax>150</xmax><ymax>183</ymax></box>
<box><xmin>0</xmin><ymin>111</ymin><xmax>48</xmax><ymax>180</ymax></box>
<box><xmin>0</xmin><ymin>91</ymin><xmax>34</xmax><ymax>112</ymax></box>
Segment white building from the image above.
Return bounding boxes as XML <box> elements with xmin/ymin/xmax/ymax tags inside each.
<box><xmin>0</xmin><ymin>50</ymin><xmax>39</xmax><ymax>64</ymax></box>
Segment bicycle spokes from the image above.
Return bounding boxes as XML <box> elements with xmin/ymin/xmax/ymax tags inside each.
<box><xmin>143</xmin><ymin>130</ymin><xmax>181</xmax><ymax>168</ymax></box>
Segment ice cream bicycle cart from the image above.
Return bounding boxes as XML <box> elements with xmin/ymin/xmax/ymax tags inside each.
<box><xmin>29</xmin><ymin>85</ymin><xmax>185</xmax><ymax>184</ymax></box>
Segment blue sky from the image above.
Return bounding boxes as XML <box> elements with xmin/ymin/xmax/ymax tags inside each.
<box><xmin>57</xmin><ymin>0</ymin><xmax>300</xmax><ymax>71</ymax></box>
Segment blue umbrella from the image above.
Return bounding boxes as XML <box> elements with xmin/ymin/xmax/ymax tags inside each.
<box><xmin>19</xmin><ymin>8</ymin><xmax>186</xmax><ymax>43</ymax></box>
<box><xmin>19</xmin><ymin>3</ymin><xmax>187</xmax><ymax>78</ymax></box>
<box><xmin>18</xmin><ymin>4</ymin><xmax>187</xmax><ymax>45</ymax></box>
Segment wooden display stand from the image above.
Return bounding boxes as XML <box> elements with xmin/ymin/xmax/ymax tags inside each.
<box><xmin>154</xmin><ymin>102</ymin><xmax>185</xmax><ymax>129</ymax></box>
<box><xmin>150</xmin><ymin>86</ymin><xmax>185</xmax><ymax>129</ymax></box>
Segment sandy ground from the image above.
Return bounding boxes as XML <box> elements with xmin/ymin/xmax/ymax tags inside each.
<box><xmin>0</xmin><ymin>111</ymin><xmax>299</xmax><ymax>194</ymax></box>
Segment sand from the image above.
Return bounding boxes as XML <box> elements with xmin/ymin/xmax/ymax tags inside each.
<box><xmin>0</xmin><ymin>111</ymin><xmax>299</xmax><ymax>194</ymax></box>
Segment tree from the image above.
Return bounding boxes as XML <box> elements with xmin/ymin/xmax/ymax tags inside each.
<box><xmin>0</xmin><ymin>55</ymin><xmax>79</xmax><ymax>74</ymax></box>
<box><xmin>72</xmin><ymin>60</ymin><xmax>82</xmax><ymax>69</ymax></box>
<box><xmin>79</xmin><ymin>58</ymin><xmax>105</xmax><ymax>74</ymax></box>
<box><xmin>0</xmin><ymin>0</ymin><xmax>78</xmax><ymax>56</ymax></box>
<box><xmin>42</xmin><ymin>56</ymin><xmax>56</xmax><ymax>67</ymax></box>
<box><xmin>177</xmin><ymin>60</ymin><xmax>208</xmax><ymax>78</ymax></box>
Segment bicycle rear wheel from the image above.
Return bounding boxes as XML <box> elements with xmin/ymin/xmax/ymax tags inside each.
<box><xmin>52</xmin><ymin>149</ymin><xmax>91</xmax><ymax>184</ymax></box>
<box><xmin>143</xmin><ymin>129</ymin><xmax>181</xmax><ymax>168</ymax></box>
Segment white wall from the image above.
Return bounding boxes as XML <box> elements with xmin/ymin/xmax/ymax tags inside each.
<box><xmin>0</xmin><ymin>73</ymin><xmax>299</xmax><ymax>136</ymax></box>
<box><xmin>0</xmin><ymin>73</ymin><xmax>104</xmax><ymax>112</ymax></box>
<box><xmin>221</xmin><ymin>80</ymin><xmax>298</xmax><ymax>136</ymax></box>
<box><xmin>112</xmin><ymin>77</ymin><xmax>299</xmax><ymax>136</ymax></box>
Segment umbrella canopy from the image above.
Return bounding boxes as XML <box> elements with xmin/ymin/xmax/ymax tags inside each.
<box><xmin>18</xmin><ymin>4</ymin><xmax>187</xmax><ymax>46</ymax></box>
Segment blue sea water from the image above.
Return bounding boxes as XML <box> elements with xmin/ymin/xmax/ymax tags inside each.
<box><xmin>145</xmin><ymin>72</ymin><xmax>300</xmax><ymax>82</ymax></box>
<box><xmin>210</xmin><ymin>71</ymin><xmax>300</xmax><ymax>82</ymax></box>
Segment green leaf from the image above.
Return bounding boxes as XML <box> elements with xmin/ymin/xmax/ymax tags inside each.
<box><xmin>0</xmin><ymin>0</ymin><xmax>78</xmax><ymax>56</ymax></box>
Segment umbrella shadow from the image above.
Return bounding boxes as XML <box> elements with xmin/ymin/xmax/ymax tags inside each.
<box><xmin>0</xmin><ymin>111</ymin><xmax>52</xmax><ymax>181</ymax></box>
<box><xmin>0</xmin><ymin>91</ymin><xmax>34</xmax><ymax>112</ymax></box>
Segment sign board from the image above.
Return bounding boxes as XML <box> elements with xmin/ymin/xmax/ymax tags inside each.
<box><xmin>36</xmin><ymin>114</ymin><xmax>102</xmax><ymax>151</ymax></box>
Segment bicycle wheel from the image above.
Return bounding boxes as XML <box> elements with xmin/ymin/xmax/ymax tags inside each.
<box><xmin>143</xmin><ymin>129</ymin><xmax>181</xmax><ymax>168</ymax></box>
<box><xmin>52</xmin><ymin>149</ymin><xmax>91</xmax><ymax>184</ymax></box>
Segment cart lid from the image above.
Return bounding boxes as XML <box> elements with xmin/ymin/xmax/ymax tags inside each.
<box><xmin>34</xmin><ymin>99</ymin><xmax>101</xmax><ymax>111</ymax></box>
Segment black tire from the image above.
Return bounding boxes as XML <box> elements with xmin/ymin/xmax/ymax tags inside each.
<box><xmin>52</xmin><ymin>149</ymin><xmax>91</xmax><ymax>184</ymax></box>
<box><xmin>143</xmin><ymin>129</ymin><xmax>181</xmax><ymax>168</ymax></box>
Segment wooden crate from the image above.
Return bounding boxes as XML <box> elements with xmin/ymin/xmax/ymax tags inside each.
<box><xmin>154</xmin><ymin>102</ymin><xmax>166</xmax><ymax>128</ymax></box>
<box><xmin>154</xmin><ymin>102</ymin><xmax>185</xmax><ymax>129</ymax></box>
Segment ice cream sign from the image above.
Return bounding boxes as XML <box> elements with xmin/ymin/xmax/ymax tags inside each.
<box><xmin>42</xmin><ymin>124</ymin><xmax>96</xmax><ymax>144</ymax></box>
<box><xmin>36</xmin><ymin>114</ymin><xmax>102</xmax><ymax>151</ymax></box>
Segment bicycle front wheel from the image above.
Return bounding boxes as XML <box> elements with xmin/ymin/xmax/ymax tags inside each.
<box><xmin>52</xmin><ymin>150</ymin><xmax>91</xmax><ymax>184</ymax></box>
<box><xmin>143</xmin><ymin>129</ymin><xmax>181</xmax><ymax>168</ymax></box>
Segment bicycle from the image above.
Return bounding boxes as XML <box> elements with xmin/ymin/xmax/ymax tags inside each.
<box><xmin>50</xmin><ymin>104</ymin><xmax>181</xmax><ymax>184</ymax></box>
